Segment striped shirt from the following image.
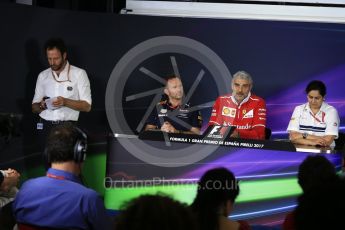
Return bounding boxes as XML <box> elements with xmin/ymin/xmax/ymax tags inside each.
<box><xmin>287</xmin><ymin>102</ymin><xmax>339</xmax><ymax>138</ymax></box>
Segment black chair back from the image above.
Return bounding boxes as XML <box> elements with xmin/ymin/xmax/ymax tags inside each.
<box><xmin>335</xmin><ymin>132</ymin><xmax>345</xmax><ymax>150</ymax></box>
<box><xmin>265</xmin><ymin>128</ymin><xmax>272</xmax><ymax>140</ymax></box>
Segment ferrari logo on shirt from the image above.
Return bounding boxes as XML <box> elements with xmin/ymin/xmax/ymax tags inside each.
<box><xmin>222</xmin><ymin>106</ymin><xmax>236</xmax><ymax>117</ymax></box>
<box><xmin>243</xmin><ymin>109</ymin><xmax>253</xmax><ymax>118</ymax></box>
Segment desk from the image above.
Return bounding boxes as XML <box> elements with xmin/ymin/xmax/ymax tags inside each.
<box><xmin>104</xmin><ymin>132</ymin><xmax>342</xmax><ymax>224</ymax></box>
<box><xmin>294</xmin><ymin>144</ymin><xmax>335</xmax><ymax>154</ymax></box>
<box><xmin>139</xmin><ymin>130</ymin><xmax>297</xmax><ymax>152</ymax></box>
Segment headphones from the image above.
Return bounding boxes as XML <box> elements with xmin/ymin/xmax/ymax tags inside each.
<box><xmin>45</xmin><ymin>126</ymin><xmax>88</xmax><ymax>164</ymax></box>
<box><xmin>73</xmin><ymin>127</ymin><xmax>88</xmax><ymax>163</ymax></box>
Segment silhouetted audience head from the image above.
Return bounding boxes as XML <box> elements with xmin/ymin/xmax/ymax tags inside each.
<box><xmin>298</xmin><ymin>155</ymin><xmax>337</xmax><ymax>192</ymax></box>
<box><xmin>295</xmin><ymin>177</ymin><xmax>345</xmax><ymax>230</ymax></box>
<box><xmin>191</xmin><ymin>167</ymin><xmax>240</xmax><ymax>230</ymax></box>
<box><xmin>115</xmin><ymin>194</ymin><xmax>197</xmax><ymax>230</ymax></box>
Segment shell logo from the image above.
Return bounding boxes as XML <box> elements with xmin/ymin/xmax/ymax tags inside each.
<box><xmin>223</xmin><ymin>107</ymin><xmax>230</xmax><ymax>115</ymax></box>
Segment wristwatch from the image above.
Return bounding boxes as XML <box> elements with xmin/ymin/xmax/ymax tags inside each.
<box><xmin>302</xmin><ymin>133</ymin><xmax>308</xmax><ymax>139</ymax></box>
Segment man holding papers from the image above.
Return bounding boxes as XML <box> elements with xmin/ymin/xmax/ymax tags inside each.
<box><xmin>31</xmin><ymin>38</ymin><xmax>91</xmax><ymax>134</ymax></box>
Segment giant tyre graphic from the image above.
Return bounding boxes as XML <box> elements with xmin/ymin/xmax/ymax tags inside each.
<box><xmin>105</xmin><ymin>36</ymin><xmax>232</xmax><ymax>167</ymax></box>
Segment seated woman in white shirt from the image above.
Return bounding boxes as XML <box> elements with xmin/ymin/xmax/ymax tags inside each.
<box><xmin>287</xmin><ymin>80</ymin><xmax>340</xmax><ymax>147</ymax></box>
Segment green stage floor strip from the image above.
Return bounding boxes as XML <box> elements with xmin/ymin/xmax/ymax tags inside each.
<box><xmin>104</xmin><ymin>177</ymin><xmax>302</xmax><ymax>210</ymax></box>
<box><xmin>81</xmin><ymin>153</ymin><xmax>107</xmax><ymax>196</ymax></box>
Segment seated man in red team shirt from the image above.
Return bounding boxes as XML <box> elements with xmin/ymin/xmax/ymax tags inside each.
<box><xmin>208</xmin><ymin>70</ymin><xmax>266</xmax><ymax>139</ymax></box>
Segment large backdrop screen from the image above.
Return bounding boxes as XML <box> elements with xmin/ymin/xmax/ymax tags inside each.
<box><xmin>0</xmin><ymin>3</ymin><xmax>344</xmax><ymax>226</ymax></box>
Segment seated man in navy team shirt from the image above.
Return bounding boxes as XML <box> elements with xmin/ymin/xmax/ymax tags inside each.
<box><xmin>144</xmin><ymin>75</ymin><xmax>202</xmax><ymax>135</ymax></box>
<box><xmin>13</xmin><ymin>123</ymin><xmax>111</xmax><ymax>229</ymax></box>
